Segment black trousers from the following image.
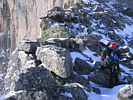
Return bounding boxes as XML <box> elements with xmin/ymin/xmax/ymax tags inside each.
<box><xmin>100</xmin><ymin>63</ymin><xmax>120</xmax><ymax>87</ymax></box>
<box><xmin>109</xmin><ymin>66</ymin><xmax>119</xmax><ymax>87</ymax></box>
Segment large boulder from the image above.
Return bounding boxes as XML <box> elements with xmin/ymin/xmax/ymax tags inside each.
<box><xmin>73</xmin><ymin>57</ymin><xmax>92</xmax><ymax>75</ymax></box>
<box><xmin>38</xmin><ymin>25</ymin><xmax>70</xmax><ymax>41</ymax></box>
<box><xmin>40</xmin><ymin>38</ymin><xmax>85</xmax><ymax>52</ymax></box>
<box><xmin>36</xmin><ymin>45</ymin><xmax>73</xmax><ymax>78</ymax></box>
<box><xmin>42</xmin><ymin>7</ymin><xmax>65</xmax><ymax>22</ymax></box>
<box><xmin>5</xmin><ymin>55</ymin><xmax>57</xmax><ymax>91</ymax></box>
<box><xmin>72</xmin><ymin>86</ymin><xmax>88</xmax><ymax>100</ymax></box>
<box><xmin>62</xmin><ymin>83</ymin><xmax>88</xmax><ymax>100</ymax></box>
<box><xmin>117</xmin><ymin>84</ymin><xmax>133</xmax><ymax>100</ymax></box>
<box><xmin>17</xmin><ymin>51</ymin><xmax>37</xmax><ymax>73</ymax></box>
<box><xmin>123</xmin><ymin>8</ymin><xmax>133</xmax><ymax>17</ymax></box>
<box><xmin>75</xmin><ymin>34</ymin><xmax>102</xmax><ymax>53</ymax></box>
<box><xmin>120</xmin><ymin>52</ymin><xmax>133</xmax><ymax>69</ymax></box>
<box><xmin>14</xmin><ymin>66</ymin><xmax>57</xmax><ymax>91</ymax></box>
<box><xmin>17</xmin><ymin>40</ymin><xmax>40</xmax><ymax>54</ymax></box>
<box><xmin>119</xmin><ymin>46</ymin><xmax>130</xmax><ymax>54</ymax></box>
<box><xmin>88</xmin><ymin>69</ymin><xmax>110</xmax><ymax>87</ymax></box>
<box><xmin>128</xmin><ymin>40</ymin><xmax>133</xmax><ymax>48</ymax></box>
<box><xmin>125</xmin><ymin>75</ymin><xmax>133</xmax><ymax>84</ymax></box>
<box><xmin>66</xmin><ymin>73</ymin><xmax>91</xmax><ymax>92</ymax></box>
<box><xmin>5</xmin><ymin>49</ymin><xmax>37</xmax><ymax>92</ymax></box>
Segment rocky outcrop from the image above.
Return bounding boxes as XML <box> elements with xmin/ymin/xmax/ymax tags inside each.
<box><xmin>5</xmin><ymin>40</ymin><xmax>92</xmax><ymax>99</ymax></box>
<box><xmin>117</xmin><ymin>84</ymin><xmax>133</xmax><ymax>100</ymax></box>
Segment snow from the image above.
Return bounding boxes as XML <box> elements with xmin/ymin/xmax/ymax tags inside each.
<box><xmin>28</xmin><ymin>54</ymin><xmax>34</xmax><ymax>59</ymax></box>
<box><xmin>129</xmin><ymin>47</ymin><xmax>133</xmax><ymax>54</ymax></box>
<box><xmin>70</xmin><ymin>45</ymin><xmax>132</xmax><ymax>100</ymax></box>
<box><xmin>120</xmin><ymin>64</ymin><xmax>133</xmax><ymax>76</ymax></box>
<box><xmin>100</xmin><ymin>39</ymin><xmax>110</xmax><ymax>45</ymax></box>
<box><xmin>70</xmin><ymin>51</ymin><xmax>86</xmax><ymax>64</ymax></box>
<box><xmin>92</xmin><ymin>31</ymin><xmax>111</xmax><ymax>41</ymax></box>
<box><xmin>123</xmin><ymin>46</ymin><xmax>128</xmax><ymax>49</ymax></box>
<box><xmin>11</xmin><ymin>48</ymin><xmax>18</xmax><ymax>56</ymax></box>
<box><xmin>27</xmin><ymin>60</ymin><xmax>36</xmax><ymax>68</ymax></box>
<box><xmin>71</xmin><ymin>23</ymin><xmax>88</xmax><ymax>34</ymax></box>
<box><xmin>0</xmin><ymin>90</ymin><xmax>28</xmax><ymax>100</ymax></box>
<box><xmin>115</xmin><ymin>24</ymin><xmax>133</xmax><ymax>38</ymax></box>
<box><xmin>0</xmin><ymin>74</ymin><xmax>4</xmax><ymax>81</ymax></box>
<box><xmin>0</xmin><ymin>96</ymin><xmax>4</xmax><ymax>100</ymax></box>
<box><xmin>83</xmin><ymin>7</ymin><xmax>91</xmax><ymax>11</ymax></box>
<box><xmin>83</xmin><ymin>48</ymin><xmax>100</xmax><ymax>61</ymax></box>
<box><xmin>114</xmin><ymin>24</ymin><xmax>133</xmax><ymax>46</ymax></box>
<box><xmin>54</xmin><ymin>22</ymin><xmax>64</xmax><ymax>26</ymax></box>
<box><xmin>0</xmin><ymin>32</ymin><xmax>5</xmax><ymax>36</ymax></box>
<box><xmin>84</xmin><ymin>82</ymin><xmax>130</xmax><ymax>100</ymax></box>
<box><xmin>82</xmin><ymin>0</ymin><xmax>98</xmax><ymax>4</ymax></box>
<box><xmin>61</xmin><ymin>92</ymin><xmax>73</xmax><ymax>98</ymax></box>
<box><xmin>70</xmin><ymin>47</ymin><xmax>100</xmax><ymax>67</ymax></box>
<box><xmin>82</xmin><ymin>0</ymin><xmax>89</xmax><ymax>4</ymax></box>
<box><xmin>119</xmin><ymin>84</ymin><xmax>132</xmax><ymax>92</ymax></box>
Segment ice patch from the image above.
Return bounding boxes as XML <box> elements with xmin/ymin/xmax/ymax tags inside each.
<box><xmin>60</xmin><ymin>92</ymin><xmax>73</xmax><ymax>98</ymax></box>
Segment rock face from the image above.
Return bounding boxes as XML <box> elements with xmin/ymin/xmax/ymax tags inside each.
<box><xmin>117</xmin><ymin>84</ymin><xmax>133</xmax><ymax>100</ymax></box>
<box><xmin>0</xmin><ymin>0</ymin><xmax>11</xmax><ymax>73</ymax></box>
<box><xmin>0</xmin><ymin>0</ymin><xmax>133</xmax><ymax>43</ymax></box>
<box><xmin>0</xmin><ymin>0</ymin><xmax>82</xmax><ymax>43</ymax></box>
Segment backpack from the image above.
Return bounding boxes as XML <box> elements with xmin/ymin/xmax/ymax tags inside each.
<box><xmin>100</xmin><ymin>47</ymin><xmax>108</xmax><ymax>57</ymax></box>
<box><xmin>106</xmin><ymin>53</ymin><xmax>119</xmax><ymax>66</ymax></box>
<box><xmin>100</xmin><ymin>47</ymin><xmax>108</xmax><ymax>66</ymax></box>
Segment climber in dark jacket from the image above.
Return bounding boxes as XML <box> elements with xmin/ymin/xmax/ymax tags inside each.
<box><xmin>100</xmin><ymin>42</ymin><xmax>120</xmax><ymax>88</ymax></box>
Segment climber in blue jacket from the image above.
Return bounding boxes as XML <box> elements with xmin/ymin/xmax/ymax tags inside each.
<box><xmin>100</xmin><ymin>41</ymin><xmax>120</xmax><ymax>88</ymax></box>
